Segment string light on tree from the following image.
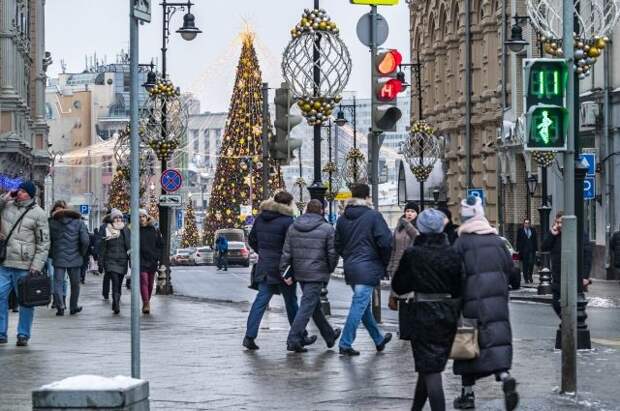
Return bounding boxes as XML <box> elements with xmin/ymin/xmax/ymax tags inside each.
<box><xmin>181</xmin><ymin>201</ymin><xmax>201</xmax><ymax>248</ymax></box>
<box><xmin>107</xmin><ymin>169</ymin><xmax>129</xmax><ymax>214</ymax></box>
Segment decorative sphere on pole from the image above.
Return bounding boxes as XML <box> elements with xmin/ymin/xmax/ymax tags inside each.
<box><xmin>402</xmin><ymin>120</ymin><xmax>442</xmax><ymax>183</ymax></box>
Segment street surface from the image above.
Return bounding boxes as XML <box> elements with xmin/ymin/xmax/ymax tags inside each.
<box><xmin>0</xmin><ymin>266</ymin><xmax>619</xmax><ymax>410</ymax></box>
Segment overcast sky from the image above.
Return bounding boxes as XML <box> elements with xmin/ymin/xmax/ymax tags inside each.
<box><xmin>46</xmin><ymin>0</ymin><xmax>410</xmax><ymax>112</ymax></box>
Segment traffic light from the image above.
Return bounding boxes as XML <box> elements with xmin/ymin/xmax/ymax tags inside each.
<box><xmin>373</xmin><ymin>49</ymin><xmax>404</xmax><ymax>132</ymax></box>
<box><xmin>271</xmin><ymin>82</ymin><xmax>302</xmax><ymax>165</ymax></box>
<box><xmin>524</xmin><ymin>58</ymin><xmax>568</xmax><ymax>151</ymax></box>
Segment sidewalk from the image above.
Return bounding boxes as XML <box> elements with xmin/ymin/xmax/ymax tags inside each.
<box><xmin>1</xmin><ymin>276</ymin><xmax>619</xmax><ymax>410</ymax></box>
<box><xmin>510</xmin><ymin>276</ymin><xmax>620</xmax><ymax>308</ymax></box>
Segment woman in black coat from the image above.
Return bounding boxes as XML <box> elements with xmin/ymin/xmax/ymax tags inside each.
<box><xmin>100</xmin><ymin>209</ymin><xmax>130</xmax><ymax>314</ymax></box>
<box><xmin>138</xmin><ymin>209</ymin><xmax>162</xmax><ymax>314</ymax></box>
<box><xmin>452</xmin><ymin>196</ymin><xmax>518</xmax><ymax>411</ymax></box>
<box><xmin>392</xmin><ymin>209</ymin><xmax>463</xmax><ymax>411</ymax></box>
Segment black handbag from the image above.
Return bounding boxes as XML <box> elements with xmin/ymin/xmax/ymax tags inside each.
<box><xmin>0</xmin><ymin>204</ymin><xmax>34</xmax><ymax>263</ymax></box>
<box><xmin>17</xmin><ymin>272</ymin><xmax>52</xmax><ymax>307</ymax></box>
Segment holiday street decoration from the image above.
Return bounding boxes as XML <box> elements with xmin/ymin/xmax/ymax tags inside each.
<box><xmin>106</xmin><ymin>169</ymin><xmax>130</xmax><ymax>214</ymax></box>
<box><xmin>527</xmin><ymin>0</ymin><xmax>620</xmax><ymax>78</ymax></box>
<box><xmin>341</xmin><ymin>147</ymin><xmax>368</xmax><ymax>188</ymax></box>
<box><xmin>181</xmin><ymin>202</ymin><xmax>201</xmax><ymax>248</ymax></box>
<box><xmin>140</xmin><ymin>79</ymin><xmax>188</xmax><ymax>161</ymax></box>
<box><xmin>402</xmin><ymin>120</ymin><xmax>442</xmax><ymax>182</ymax></box>
<box><xmin>282</xmin><ymin>8</ymin><xmax>351</xmax><ymax>126</ymax></box>
<box><xmin>532</xmin><ymin>151</ymin><xmax>556</xmax><ymax>168</ymax></box>
<box><xmin>203</xmin><ymin>30</ymin><xmax>284</xmax><ymax>244</ymax></box>
<box><xmin>113</xmin><ymin>125</ymin><xmax>157</xmax><ymax>195</ymax></box>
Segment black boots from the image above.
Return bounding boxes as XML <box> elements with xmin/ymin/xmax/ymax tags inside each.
<box><xmin>453</xmin><ymin>389</ymin><xmax>475</xmax><ymax>409</ymax></box>
<box><xmin>242</xmin><ymin>336</ymin><xmax>259</xmax><ymax>350</ymax></box>
<box><xmin>112</xmin><ymin>293</ymin><xmax>121</xmax><ymax>314</ymax></box>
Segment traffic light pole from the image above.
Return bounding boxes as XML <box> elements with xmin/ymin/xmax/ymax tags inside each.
<box><xmin>262</xmin><ymin>82</ymin><xmax>270</xmax><ymax>201</ymax></box>
<box><xmin>414</xmin><ymin>50</ymin><xmax>424</xmax><ymax>210</ymax></box>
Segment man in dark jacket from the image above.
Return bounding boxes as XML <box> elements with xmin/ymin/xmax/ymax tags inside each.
<box><xmin>243</xmin><ymin>191</ymin><xmax>313</xmax><ymax>350</ymax></box>
<box><xmin>215</xmin><ymin>235</ymin><xmax>229</xmax><ymax>271</ymax></box>
<box><xmin>541</xmin><ymin>212</ymin><xmax>593</xmax><ymax>317</ymax></box>
<box><xmin>49</xmin><ymin>206</ymin><xmax>90</xmax><ymax>315</ymax></box>
<box><xmin>516</xmin><ymin>219</ymin><xmax>538</xmax><ymax>283</ymax></box>
<box><xmin>281</xmin><ymin>200</ymin><xmax>340</xmax><ymax>352</ymax></box>
<box><xmin>609</xmin><ymin>227</ymin><xmax>620</xmax><ymax>280</ymax></box>
<box><xmin>138</xmin><ymin>209</ymin><xmax>162</xmax><ymax>314</ymax></box>
<box><xmin>335</xmin><ymin>183</ymin><xmax>393</xmax><ymax>356</ymax></box>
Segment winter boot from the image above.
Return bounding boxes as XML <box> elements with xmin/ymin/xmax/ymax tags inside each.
<box><xmin>502</xmin><ymin>376</ymin><xmax>519</xmax><ymax>411</ymax></box>
<box><xmin>112</xmin><ymin>293</ymin><xmax>121</xmax><ymax>314</ymax></box>
<box><xmin>453</xmin><ymin>389</ymin><xmax>475</xmax><ymax>409</ymax></box>
<box><xmin>142</xmin><ymin>302</ymin><xmax>150</xmax><ymax>314</ymax></box>
<box><xmin>242</xmin><ymin>336</ymin><xmax>259</xmax><ymax>350</ymax></box>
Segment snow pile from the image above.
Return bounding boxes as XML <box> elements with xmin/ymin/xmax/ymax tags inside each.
<box><xmin>587</xmin><ymin>297</ymin><xmax>618</xmax><ymax>308</ymax></box>
<box><xmin>41</xmin><ymin>375</ymin><xmax>144</xmax><ymax>391</ymax></box>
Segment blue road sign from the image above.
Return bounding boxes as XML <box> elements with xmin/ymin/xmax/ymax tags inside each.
<box><xmin>245</xmin><ymin>215</ymin><xmax>255</xmax><ymax>226</ymax></box>
<box><xmin>579</xmin><ymin>153</ymin><xmax>596</xmax><ymax>176</ymax></box>
<box><xmin>160</xmin><ymin>169</ymin><xmax>183</xmax><ymax>193</ymax></box>
<box><xmin>176</xmin><ymin>209</ymin><xmax>183</xmax><ymax>229</ymax></box>
<box><xmin>466</xmin><ymin>188</ymin><xmax>485</xmax><ymax>205</ymax></box>
<box><xmin>584</xmin><ymin>177</ymin><xmax>595</xmax><ymax>201</ymax></box>
<box><xmin>79</xmin><ymin>205</ymin><xmax>89</xmax><ymax>215</ymax></box>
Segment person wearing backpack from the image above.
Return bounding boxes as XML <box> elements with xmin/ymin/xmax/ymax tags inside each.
<box><xmin>0</xmin><ymin>182</ymin><xmax>50</xmax><ymax>346</ymax></box>
<box><xmin>215</xmin><ymin>234</ymin><xmax>229</xmax><ymax>271</ymax></box>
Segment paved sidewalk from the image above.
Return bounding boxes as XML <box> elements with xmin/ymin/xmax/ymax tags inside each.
<box><xmin>1</xmin><ymin>276</ymin><xmax>619</xmax><ymax>410</ymax></box>
<box><xmin>510</xmin><ymin>277</ymin><xmax>620</xmax><ymax>308</ymax></box>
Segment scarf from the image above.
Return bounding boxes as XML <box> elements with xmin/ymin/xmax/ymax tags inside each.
<box><xmin>458</xmin><ymin>215</ymin><xmax>498</xmax><ymax>236</ymax></box>
<box><xmin>105</xmin><ymin>221</ymin><xmax>125</xmax><ymax>240</ymax></box>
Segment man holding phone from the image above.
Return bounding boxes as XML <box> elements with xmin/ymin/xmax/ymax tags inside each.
<box><xmin>0</xmin><ymin>181</ymin><xmax>50</xmax><ymax>346</ymax></box>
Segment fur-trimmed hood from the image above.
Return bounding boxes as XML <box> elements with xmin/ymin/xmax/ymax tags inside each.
<box><xmin>343</xmin><ymin>197</ymin><xmax>373</xmax><ymax>220</ymax></box>
<box><xmin>52</xmin><ymin>208</ymin><xmax>82</xmax><ymax>221</ymax></box>
<box><xmin>259</xmin><ymin>199</ymin><xmax>296</xmax><ymax>218</ymax></box>
<box><xmin>344</xmin><ymin>197</ymin><xmax>373</xmax><ymax>208</ymax></box>
<box><xmin>140</xmin><ymin>215</ymin><xmax>156</xmax><ymax>227</ymax></box>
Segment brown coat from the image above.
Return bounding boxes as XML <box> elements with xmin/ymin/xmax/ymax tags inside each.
<box><xmin>386</xmin><ymin>217</ymin><xmax>418</xmax><ymax>278</ymax></box>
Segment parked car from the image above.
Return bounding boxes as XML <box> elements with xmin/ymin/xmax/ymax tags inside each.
<box><xmin>192</xmin><ymin>247</ymin><xmax>214</xmax><ymax>266</ymax></box>
<box><xmin>171</xmin><ymin>248</ymin><xmax>194</xmax><ymax>266</ymax></box>
<box><xmin>226</xmin><ymin>241</ymin><xmax>251</xmax><ymax>267</ymax></box>
<box><xmin>500</xmin><ymin>236</ymin><xmax>521</xmax><ymax>290</ymax></box>
<box><xmin>214</xmin><ymin>228</ymin><xmax>246</xmax><ymax>244</ymax></box>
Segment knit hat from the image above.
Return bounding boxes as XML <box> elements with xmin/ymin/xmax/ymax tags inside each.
<box><xmin>139</xmin><ymin>208</ymin><xmax>148</xmax><ymax>217</ymax></box>
<box><xmin>404</xmin><ymin>201</ymin><xmax>420</xmax><ymax>214</ymax></box>
<box><xmin>18</xmin><ymin>181</ymin><xmax>36</xmax><ymax>199</ymax></box>
<box><xmin>460</xmin><ymin>195</ymin><xmax>484</xmax><ymax>221</ymax></box>
<box><xmin>416</xmin><ymin>209</ymin><xmax>446</xmax><ymax>234</ymax></box>
<box><xmin>110</xmin><ymin>208</ymin><xmax>123</xmax><ymax>219</ymax></box>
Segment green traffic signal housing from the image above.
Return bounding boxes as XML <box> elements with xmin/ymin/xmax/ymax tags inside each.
<box><xmin>271</xmin><ymin>83</ymin><xmax>302</xmax><ymax>165</ymax></box>
<box><xmin>525</xmin><ymin>105</ymin><xmax>568</xmax><ymax>151</ymax></box>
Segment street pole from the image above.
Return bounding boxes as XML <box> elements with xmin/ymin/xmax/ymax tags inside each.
<box><xmin>464</xmin><ymin>0</ymin><xmax>472</xmax><ymax>189</ymax></box>
<box><xmin>261</xmin><ymin>82</ymin><xmax>270</xmax><ymax>201</ymax></box>
<box><xmin>560</xmin><ymin>0</ymin><xmax>577</xmax><ymax>393</ymax></box>
<box><xmin>129</xmin><ymin>0</ymin><xmax>141</xmax><ymax>378</ymax></box>
<box><xmin>414</xmin><ymin>49</ymin><xmax>424</xmax><ymax>211</ymax></box>
<box><xmin>537</xmin><ymin>166</ymin><xmax>552</xmax><ymax>295</ymax></box>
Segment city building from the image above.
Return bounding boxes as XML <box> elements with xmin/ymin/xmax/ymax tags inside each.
<box><xmin>0</xmin><ymin>0</ymin><xmax>50</xmax><ymax>197</ymax></box>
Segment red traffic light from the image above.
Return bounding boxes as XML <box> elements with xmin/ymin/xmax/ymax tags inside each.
<box><xmin>377</xmin><ymin>49</ymin><xmax>403</xmax><ymax>75</ymax></box>
<box><xmin>377</xmin><ymin>78</ymin><xmax>403</xmax><ymax>101</ymax></box>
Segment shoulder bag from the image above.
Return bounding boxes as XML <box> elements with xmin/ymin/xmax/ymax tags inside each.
<box><xmin>0</xmin><ymin>204</ymin><xmax>34</xmax><ymax>264</ymax></box>
<box><xmin>450</xmin><ymin>252</ymin><xmax>480</xmax><ymax>360</ymax></box>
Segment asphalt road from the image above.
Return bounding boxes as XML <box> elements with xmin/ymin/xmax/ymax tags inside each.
<box><xmin>170</xmin><ymin>265</ymin><xmax>620</xmax><ymax>343</ymax></box>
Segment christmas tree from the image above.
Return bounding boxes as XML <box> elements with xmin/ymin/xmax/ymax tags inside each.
<box><xmin>107</xmin><ymin>169</ymin><xmax>129</xmax><ymax>213</ymax></box>
<box><xmin>203</xmin><ymin>30</ymin><xmax>283</xmax><ymax>244</ymax></box>
<box><xmin>181</xmin><ymin>202</ymin><xmax>201</xmax><ymax>248</ymax></box>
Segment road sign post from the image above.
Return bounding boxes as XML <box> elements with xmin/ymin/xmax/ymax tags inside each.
<box><xmin>467</xmin><ymin>188</ymin><xmax>485</xmax><ymax>205</ymax></box>
<box><xmin>160</xmin><ymin>169</ymin><xmax>183</xmax><ymax>193</ymax></box>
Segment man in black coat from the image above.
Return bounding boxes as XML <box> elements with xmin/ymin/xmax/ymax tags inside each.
<box><xmin>281</xmin><ymin>200</ymin><xmax>340</xmax><ymax>353</ymax></box>
<box><xmin>516</xmin><ymin>219</ymin><xmax>538</xmax><ymax>283</ymax></box>
<box><xmin>335</xmin><ymin>183</ymin><xmax>393</xmax><ymax>356</ymax></box>
<box><xmin>243</xmin><ymin>191</ymin><xmax>314</xmax><ymax>351</ymax></box>
<box><xmin>610</xmin><ymin>227</ymin><xmax>620</xmax><ymax>280</ymax></box>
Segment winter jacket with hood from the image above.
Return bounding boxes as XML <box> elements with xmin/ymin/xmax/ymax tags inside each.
<box><xmin>335</xmin><ymin>198</ymin><xmax>392</xmax><ymax>286</ymax></box>
<box><xmin>49</xmin><ymin>209</ymin><xmax>90</xmax><ymax>268</ymax></box>
<box><xmin>0</xmin><ymin>195</ymin><xmax>49</xmax><ymax>272</ymax></box>
<box><xmin>140</xmin><ymin>216</ymin><xmax>163</xmax><ymax>273</ymax></box>
<box><xmin>392</xmin><ymin>233</ymin><xmax>463</xmax><ymax>373</ymax></box>
<box><xmin>248</xmin><ymin>199</ymin><xmax>295</xmax><ymax>284</ymax></box>
<box><xmin>280</xmin><ymin>212</ymin><xmax>338</xmax><ymax>283</ymax></box>
<box><xmin>386</xmin><ymin>217</ymin><xmax>418</xmax><ymax>278</ymax></box>
<box><xmin>100</xmin><ymin>222</ymin><xmax>131</xmax><ymax>275</ymax></box>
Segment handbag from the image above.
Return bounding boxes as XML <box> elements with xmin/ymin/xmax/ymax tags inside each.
<box><xmin>449</xmin><ymin>315</ymin><xmax>479</xmax><ymax>360</ymax></box>
<box><xmin>17</xmin><ymin>272</ymin><xmax>52</xmax><ymax>307</ymax></box>
<box><xmin>0</xmin><ymin>204</ymin><xmax>34</xmax><ymax>264</ymax></box>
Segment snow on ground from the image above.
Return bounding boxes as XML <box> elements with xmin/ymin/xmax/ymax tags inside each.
<box><xmin>41</xmin><ymin>375</ymin><xmax>144</xmax><ymax>391</ymax></box>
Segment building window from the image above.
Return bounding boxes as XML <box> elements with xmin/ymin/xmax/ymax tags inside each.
<box><xmin>192</xmin><ymin>130</ymin><xmax>199</xmax><ymax>151</ymax></box>
<box><xmin>102</xmin><ymin>156</ymin><xmax>113</xmax><ymax>173</ymax></box>
<box><xmin>204</xmin><ymin>130</ymin><xmax>210</xmax><ymax>154</ymax></box>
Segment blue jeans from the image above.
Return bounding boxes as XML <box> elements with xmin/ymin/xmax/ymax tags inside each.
<box><xmin>246</xmin><ymin>280</ymin><xmax>299</xmax><ymax>339</ymax></box>
<box><xmin>0</xmin><ymin>266</ymin><xmax>35</xmax><ymax>340</ymax></box>
<box><xmin>339</xmin><ymin>284</ymin><xmax>384</xmax><ymax>349</ymax></box>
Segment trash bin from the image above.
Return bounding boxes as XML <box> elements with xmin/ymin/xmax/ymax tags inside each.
<box><xmin>32</xmin><ymin>375</ymin><xmax>149</xmax><ymax>410</ymax></box>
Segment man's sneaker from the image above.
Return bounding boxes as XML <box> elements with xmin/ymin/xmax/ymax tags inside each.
<box><xmin>302</xmin><ymin>335</ymin><xmax>318</xmax><ymax>347</ymax></box>
<box><xmin>287</xmin><ymin>344</ymin><xmax>308</xmax><ymax>353</ymax></box>
<box><xmin>243</xmin><ymin>336</ymin><xmax>259</xmax><ymax>350</ymax></box>
<box><xmin>0</xmin><ymin>337</ymin><xmax>7</xmax><ymax>344</ymax></box>
<box><xmin>339</xmin><ymin>346</ymin><xmax>360</xmax><ymax>356</ymax></box>
<box><xmin>376</xmin><ymin>332</ymin><xmax>393</xmax><ymax>352</ymax></box>
<box><xmin>16</xmin><ymin>336</ymin><xmax>28</xmax><ymax>347</ymax></box>
<box><xmin>502</xmin><ymin>376</ymin><xmax>519</xmax><ymax>411</ymax></box>
<box><xmin>453</xmin><ymin>390</ymin><xmax>475</xmax><ymax>409</ymax></box>
<box><xmin>327</xmin><ymin>328</ymin><xmax>342</xmax><ymax>349</ymax></box>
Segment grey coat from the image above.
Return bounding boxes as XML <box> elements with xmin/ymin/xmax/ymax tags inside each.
<box><xmin>453</xmin><ymin>232</ymin><xmax>514</xmax><ymax>377</ymax></box>
<box><xmin>386</xmin><ymin>217</ymin><xmax>418</xmax><ymax>278</ymax></box>
<box><xmin>280</xmin><ymin>213</ymin><xmax>338</xmax><ymax>283</ymax></box>
<box><xmin>49</xmin><ymin>209</ymin><xmax>90</xmax><ymax>268</ymax></box>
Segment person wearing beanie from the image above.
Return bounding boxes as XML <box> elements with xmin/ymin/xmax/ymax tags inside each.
<box><xmin>100</xmin><ymin>208</ymin><xmax>130</xmax><ymax>314</ymax></box>
<box><xmin>386</xmin><ymin>202</ymin><xmax>419</xmax><ymax>311</ymax></box>
<box><xmin>137</xmin><ymin>210</ymin><xmax>162</xmax><ymax>314</ymax></box>
<box><xmin>0</xmin><ymin>181</ymin><xmax>50</xmax><ymax>346</ymax></box>
<box><xmin>392</xmin><ymin>209</ymin><xmax>463</xmax><ymax>411</ymax></box>
<box><xmin>452</xmin><ymin>196</ymin><xmax>519</xmax><ymax>410</ymax></box>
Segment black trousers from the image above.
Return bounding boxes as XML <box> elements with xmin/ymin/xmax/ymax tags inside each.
<box><xmin>102</xmin><ymin>271</ymin><xmax>112</xmax><ymax>298</ymax></box>
<box><xmin>109</xmin><ymin>272</ymin><xmax>124</xmax><ymax>297</ymax></box>
<box><xmin>522</xmin><ymin>254</ymin><xmax>535</xmax><ymax>283</ymax></box>
<box><xmin>287</xmin><ymin>281</ymin><xmax>335</xmax><ymax>347</ymax></box>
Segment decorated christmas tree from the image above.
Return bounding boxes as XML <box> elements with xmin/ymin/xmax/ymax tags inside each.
<box><xmin>181</xmin><ymin>202</ymin><xmax>201</xmax><ymax>248</ymax></box>
<box><xmin>107</xmin><ymin>169</ymin><xmax>129</xmax><ymax>213</ymax></box>
<box><xmin>203</xmin><ymin>30</ymin><xmax>283</xmax><ymax>244</ymax></box>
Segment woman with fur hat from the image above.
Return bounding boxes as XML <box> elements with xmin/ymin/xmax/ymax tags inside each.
<box><xmin>138</xmin><ymin>209</ymin><xmax>162</xmax><ymax>314</ymax></box>
<box><xmin>99</xmin><ymin>209</ymin><xmax>130</xmax><ymax>314</ymax></box>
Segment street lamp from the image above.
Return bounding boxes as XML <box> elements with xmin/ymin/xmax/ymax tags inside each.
<box><xmin>505</xmin><ymin>16</ymin><xmax>530</xmax><ymax>54</ymax></box>
<box><xmin>176</xmin><ymin>9</ymin><xmax>201</xmax><ymax>41</ymax></box>
<box><xmin>526</xmin><ymin>173</ymin><xmax>538</xmax><ymax>221</ymax></box>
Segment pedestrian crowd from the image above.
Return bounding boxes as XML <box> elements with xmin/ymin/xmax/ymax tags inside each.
<box><xmin>0</xmin><ymin>181</ymin><xmax>163</xmax><ymax>347</ymax></box>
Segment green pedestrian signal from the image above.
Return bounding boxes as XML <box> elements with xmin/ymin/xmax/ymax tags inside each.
<box><xmin>523</xmin><ymin>58</ymin><xmax>569</xmax><ymax>152</ymax></box>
